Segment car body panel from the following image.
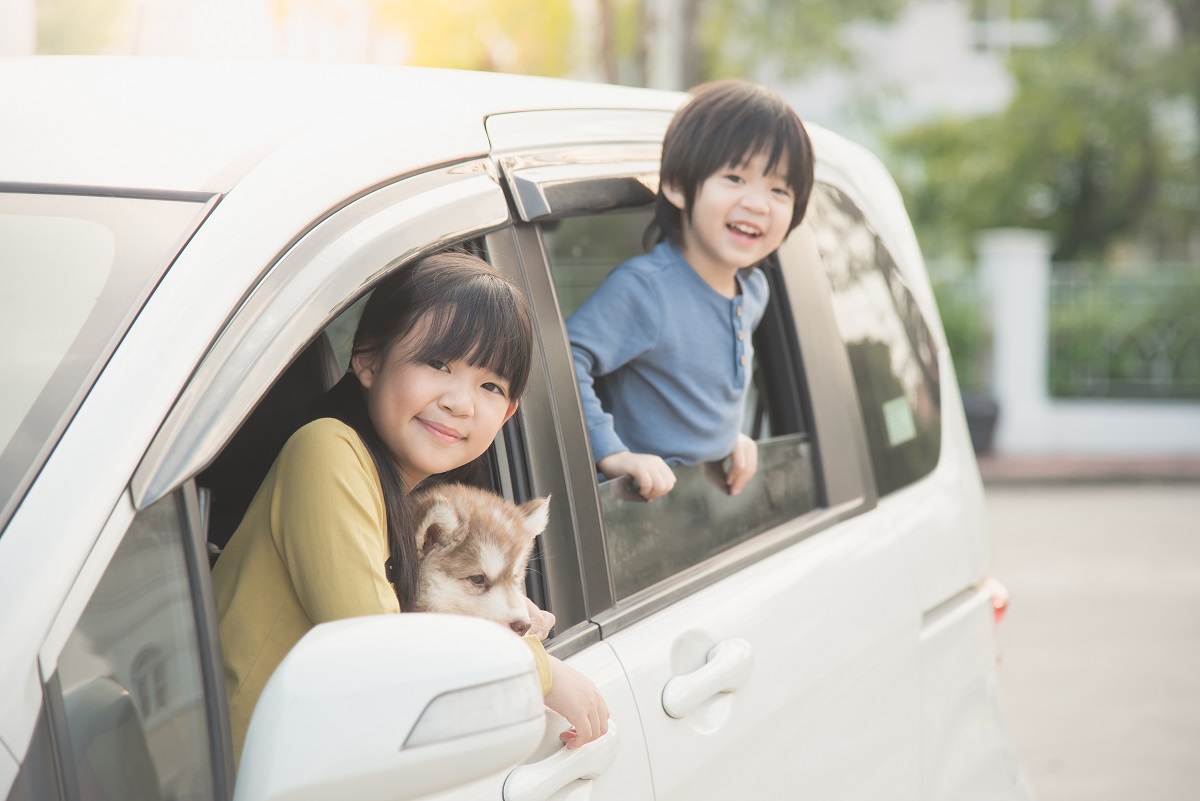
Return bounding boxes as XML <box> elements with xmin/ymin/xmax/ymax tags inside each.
<box><xmin>814</xmin><ymin>152</ymin><xmax>990</xmax><ymax>615</ymax></box>
<box><xmin>1</xmin><ymin>58</ymin><xmax>671</xmax><ymax>194</ymax></box>
<box><xmin>604</xmin><ymin>510</ymin><xmax>921</xmax><ymax>801</ymax></box>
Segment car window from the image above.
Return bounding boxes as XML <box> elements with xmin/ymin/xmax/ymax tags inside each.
<box><xmin>542</xmin><ymin>209</ymin><xmax>820</xmax><ymax>600</ymax></box>
<box><xmin>4</xmin><ymin>707</ymin><xmax>61</xmax><ymax>801</ymax></box>
<box><xmin>808</xmin><ymin>184</ymin><xmax>942</xmax><ymax>495</ymax></box>
<box><xmin>52</xmin><ymin>489</ymin><xmax>220</xmax><ymax>801</ymax></box>
<box><xmin>0</xmin><ymin>192</ymin><xmax>210</xmax><ymax>533</ymax></box>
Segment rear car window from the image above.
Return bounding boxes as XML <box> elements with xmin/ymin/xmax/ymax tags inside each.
<box><xmin>809</xmin><ymin>184</ymin><xmax>942</xmax><ymax>495</ymax></box>
<box><xmin>543</xmin><ymin>208</ymin><xmax>819</xmax><ymax>599</ymax></box>
<box><xmin>0</xmin><ymin>191</ymin><xmax>210</xmax><ymax>531</ymax></box>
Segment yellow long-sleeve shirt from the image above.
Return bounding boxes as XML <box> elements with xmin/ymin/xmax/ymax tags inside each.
<box><xmin>212</xmin><ymin>417</ymin><xmax>551</xmax><ymax>768</ymax></box>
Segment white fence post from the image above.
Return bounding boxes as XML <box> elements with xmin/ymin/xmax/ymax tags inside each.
<box><xmin>0</xmin><ymin>0</ymin><xmax>36</xmax><ymax>55</ymax></box>
<box><xmin>977</xmin><ymin>228</ymin><xmax>1055</xmax><ymax>455</ymax></box>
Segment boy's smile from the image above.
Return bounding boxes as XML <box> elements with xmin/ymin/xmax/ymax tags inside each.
<box><xmin>664</xmin><ymin>150</ymin><xmax>794</xmax><ymax>296</ymax></box>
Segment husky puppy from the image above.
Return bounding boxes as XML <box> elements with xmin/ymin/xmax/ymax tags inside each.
<box><xmin>409</xmin><ymin>484</ymin><xmax>549</xmax><ymax>636</ymax></box>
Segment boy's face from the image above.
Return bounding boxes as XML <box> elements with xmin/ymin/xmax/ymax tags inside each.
<box><xmin>665</xmin><ymin>150</ymin><xmax>794</xmax><ymax>280</ymax></box>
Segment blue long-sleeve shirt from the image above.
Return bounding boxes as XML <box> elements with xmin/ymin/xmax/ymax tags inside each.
<box><xmin>566</xmin><ymin>240</ymin><xmax>769</xmax><ymax>466</ymax></box>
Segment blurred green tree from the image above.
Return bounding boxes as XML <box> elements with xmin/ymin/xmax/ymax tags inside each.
<box><xmin>598</xmin><ymin>0</ymin><xmax>906</xmax><ymax>88</ymax></box>
<box><xmin>886</xmin><ymin>0</ymin><xmax>1199</xmax><ymax>261</ymax></box>
<box><xmin>700</xmin><ymin>0</ymin><xmax>906</xmax><ymax>83</ymax></box>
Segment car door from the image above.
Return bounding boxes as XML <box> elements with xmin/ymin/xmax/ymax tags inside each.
<box><xmin>126</xmin><ymin>156</ymin><xmax>656</xmax><ymax>801</ymax></box>
<box><xmin>493</xmin><ymin>115</ymin><xmax>925</xmax><ymax>801</ymax></box>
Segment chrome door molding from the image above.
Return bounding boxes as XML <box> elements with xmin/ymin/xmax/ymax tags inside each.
<box><xmin>132</xmin><ymin>161</ymin><xmax>509</xmax><ymax>510</ymax></box>
<box><xmin>487</xmin><ymin>108</ymin><xmax>672</xmax><ymax>223</ymax></box>
<box><xmin>503</xmin><ymin>154</ymin><xmax>661</xmax><ymax>221</ymax></box>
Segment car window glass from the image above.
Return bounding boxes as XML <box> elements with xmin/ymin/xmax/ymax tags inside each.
<box><xmin>55</xmin><ymin>490</ymin><xmax>218</xmax><ymax>801</ymax></box>
<box><xmin>542</xmin><ymin>208</ymin><xmax>819</xmax><ymax>600</ymax></box>
<box><xmin>4</xmin><ymin>707</ymin><xmax>62</xmax><ymax>801</ymax></box>
<box><xmin>809</xmin><ymin>184</ymin><xmax>941</xmax><ymax>495</ymax></box>
<box><xmin>0</xmin><ymin>192</ymin><xmax>209</xmax><ymax>533</ymax></box>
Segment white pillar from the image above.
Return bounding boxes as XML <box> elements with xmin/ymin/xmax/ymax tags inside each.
<box><xmin>0</xmin><ymin>0</ymin><xmax>36</xmax><ymax>55</ymax></box>
<box><xmin>643</xmin><ymin>0</ymin><xmax>685</xmax><ymax>90</ymax></box>
<box><xmin>977</xmin><ymin>228</ymin><xmax>1054</xmax><ymax>455</ymax></box>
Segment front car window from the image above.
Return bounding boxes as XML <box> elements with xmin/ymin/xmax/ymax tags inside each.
<box><xmin>0</xmin><ymin>191</ymin><xmax>211</xmax><ymax>531</ymax></box>
<box><xmin>54</xmin><ymin>490</ymin><xmax>219</xmax><ymax>801</ymax></box>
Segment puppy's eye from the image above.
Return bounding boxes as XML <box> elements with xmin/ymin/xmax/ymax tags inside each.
<box><xmin>467</xmin><ymin>574</ymin><xmax>487</xmax><ymax>586</ymax></box>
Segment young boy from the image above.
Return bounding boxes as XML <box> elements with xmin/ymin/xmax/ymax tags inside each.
<box><xmin>567</xmin><ymin>79</ymin><xmax>815</xmax><ymax>500</ymax></box>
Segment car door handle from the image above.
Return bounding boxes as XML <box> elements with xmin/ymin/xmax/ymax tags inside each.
<box><xmin>661</xmin><ymin>638</ymin><xmax>753</xmax><ymax>719</ymax></box>
<box><xmin>503</xmin><ymin>720</ymin><xmax>620</xmax><ymax>801</ymax></box>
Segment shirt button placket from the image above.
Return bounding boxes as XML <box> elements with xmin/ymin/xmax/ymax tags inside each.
<box><xmin>733</xmin><ymin>299</ymin><xmax>745</xmax><ymax>382</ymax></box>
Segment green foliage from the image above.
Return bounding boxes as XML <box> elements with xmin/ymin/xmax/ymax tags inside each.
<box><xmin>930</xmin><ymin>270</ymin><xmax>990</xmax><ymax>394</ymax></box>
<box><xmin>1048</xmin><ymin>266</ymin><xmax>1200</xmax><ymax>398</ymax></box>
<box><xmin>886</xmin><ymin>0</ymin><xmax>1199</xmax><ymax>261</ymax></box>
<box><xmin>701</xmin><ymin>0</ymin><xmax>906</xmax><ymax>80</ymax></box>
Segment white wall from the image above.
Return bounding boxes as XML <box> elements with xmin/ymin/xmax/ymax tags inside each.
<box><xmin>979</xmin><ymin>228</ymin><xmax>1200</xmax><ymax>457</ymax></box>
<box><xmin>0</xmin><ymin>0</ymin><xmax>36</xmax><ymax>55</ymax></box>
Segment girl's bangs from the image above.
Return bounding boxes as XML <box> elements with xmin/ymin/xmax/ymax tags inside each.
<box><xmin>409</xmin><ymin>284</ymin><xmax>532</xmax><ymax>396</ymax></box>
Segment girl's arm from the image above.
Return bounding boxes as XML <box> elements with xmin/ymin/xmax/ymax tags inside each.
<box><xmin>273</xmin><ymin>419</ymin><xmax>400</xmax><ymax>621</ymax></box>
<box><xmin>543</xmin><ymin>655</ymin><xmax>610</xmax><ymax>749</ymax></box>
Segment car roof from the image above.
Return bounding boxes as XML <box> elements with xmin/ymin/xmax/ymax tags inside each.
<box><xmin>0</xmin><ymin>57</ymin><xmax>680</xmax><ymax>195</ymax></box>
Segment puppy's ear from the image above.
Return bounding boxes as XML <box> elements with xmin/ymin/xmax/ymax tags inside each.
<box><xmin>517</xmin><ymin>495</ymin><xmax>551</xmax><ymax>540</ymax></box>
<box><xmin>414</xmin><ymin>498</ymin><xmax>460</xmax><ymax>559</ymax></box>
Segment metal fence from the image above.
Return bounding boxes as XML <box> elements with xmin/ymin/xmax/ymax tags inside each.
<box><xmin>928</xmin><ymin>261</ymin><xmax>1200</xmax><ymax>401</ymax></box>
<box><xmin>1048</xmin><ymin>264</ymin><xmax>1200</xmax><ymax>400</ymax></box>
<box><xmin>928</xmin><ymin>260</ymin><xmax>990</xmax><ymax>395</ymax></box>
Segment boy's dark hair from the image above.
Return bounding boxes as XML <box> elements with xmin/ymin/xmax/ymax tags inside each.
<box><xmin>649</xmin><ymin>79</ymin><xmax>815</xmax><ymax>248</ymax></box>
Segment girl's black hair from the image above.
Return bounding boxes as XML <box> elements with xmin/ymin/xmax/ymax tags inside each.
<box><xmin>647</xmin><ymin>79</ymin><xmax>816</xmax><ymax>249</ymax></box>
<box><xmin>322</xmin><ymin>250</ymin><xmax>534</xmax><ymax>610</ymax></box>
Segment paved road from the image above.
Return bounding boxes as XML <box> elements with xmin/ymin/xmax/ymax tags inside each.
<box><xmin>987</xmin><ymin>483</ymin><xmax>1200</xmax><ymax>801</ymax></box>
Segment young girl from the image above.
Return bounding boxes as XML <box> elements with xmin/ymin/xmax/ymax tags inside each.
<box><xmin>212</xmin><ymin>251</ymin><xmax>608</xmax><ymax>769</ymax></box>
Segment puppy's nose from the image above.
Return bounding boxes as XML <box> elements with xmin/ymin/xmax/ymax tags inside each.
<box><xmin>510</xmin><ymin>619</ymin><xmax>531</xmax><ymax>636</ymax></box>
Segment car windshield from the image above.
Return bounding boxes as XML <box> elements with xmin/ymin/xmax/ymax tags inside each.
<box><xmin>0</xmin><ymin>191</ymin><xmax>211</xmax><ymax>531</ymax></box>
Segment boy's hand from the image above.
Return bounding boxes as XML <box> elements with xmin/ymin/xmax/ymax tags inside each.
<box><xmin>725</xmin><ymin>433</ymin><xmax>758</xmax><ymax>496</ymax></box>
<box><xmin>544</xmin><ymin>656</ymin><xmax>610</xmax><ymax>749</ymax></box>
<box><xmin>598</xmin><ymin>451</ymin><xmax>676</xmax><ymax>500</ymax></box>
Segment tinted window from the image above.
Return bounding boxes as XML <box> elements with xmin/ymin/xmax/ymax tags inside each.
<box><xmin>4</xmin><ymin>707</ymin><xmax>62</xmax><ymax>801</ymax></box>
<box><xmin>0</xmin><ymin>192</ymin><xmax>210</xmax><ymax>532</ymax></box>
<box><xmin>55</xmin><ymin>491</ymin><xmax>219</xmax><ymax>801</ymax></box>
<box><xmin>543</xmin><ymin>208</ymin><xmax>818</xmax><ymax>600</ymax></box>
<box><xmin>809</xmin><ymin>184</ymin><xmax>941</xmax><ymax>495</ymax></box>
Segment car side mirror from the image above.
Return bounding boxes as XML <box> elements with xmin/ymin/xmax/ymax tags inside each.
<box><xmin>234</xmin><ymin>613</ymin><xmax>546</xmax><ymax>801</ymax></box>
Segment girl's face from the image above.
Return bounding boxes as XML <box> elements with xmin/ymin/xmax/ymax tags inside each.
<box><xmin>352</xmin><ymin>326</ymin><xmax>517</xmax><ymax>490</ymax></box>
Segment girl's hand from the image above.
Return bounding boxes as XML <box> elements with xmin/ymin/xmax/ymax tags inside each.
<box><xmin>525</xmin><ymin>597</ymin><xmax>555</xmax><ymax>641</ymax></box>
<box><xmin>543</xmin><ymin>656</ymin><xmax>610</xmax><ymax>749</ymax></box>
<box><xmin>725</xmin><ymin>433</ymin><xmax>758</xmax><ymax>496</ymax></box>
<box><xmin>597</xmin><ymin>450</ymin><xmax>676</xmax><ymax>500</ymax></box>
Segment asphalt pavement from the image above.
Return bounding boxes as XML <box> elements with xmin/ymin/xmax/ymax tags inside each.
<box><xmin>986</xmin><ymin>479</ymin><xmax>1200</xmax><ymax>801</ymax></box>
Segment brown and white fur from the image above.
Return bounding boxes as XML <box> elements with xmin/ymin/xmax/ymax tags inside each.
<box><xmin>409</xmin><ymin>484</ymin><xmax>549</xmax><ymax>636</ymax></box>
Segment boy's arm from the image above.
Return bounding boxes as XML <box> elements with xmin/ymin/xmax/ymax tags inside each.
<box><xmin>569</xmin><ymin>341</ymin><xmax>629</xmax><ymax>462</ymax></box>
<box><xmin>567</xmin><ymin>266</ymin><xmax>677</xmax><ymax>499</ymax></box>
<box><xmin>566</xmin><ymin>266</ymin><xmax>661</xmax><ymax>463</ymax></box>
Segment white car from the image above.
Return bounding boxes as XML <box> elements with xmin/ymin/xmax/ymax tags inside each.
<box><xmin>0</xmin><ymin>57</ymin><xmax>1034</xmax><ymax>801</ymax></box>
